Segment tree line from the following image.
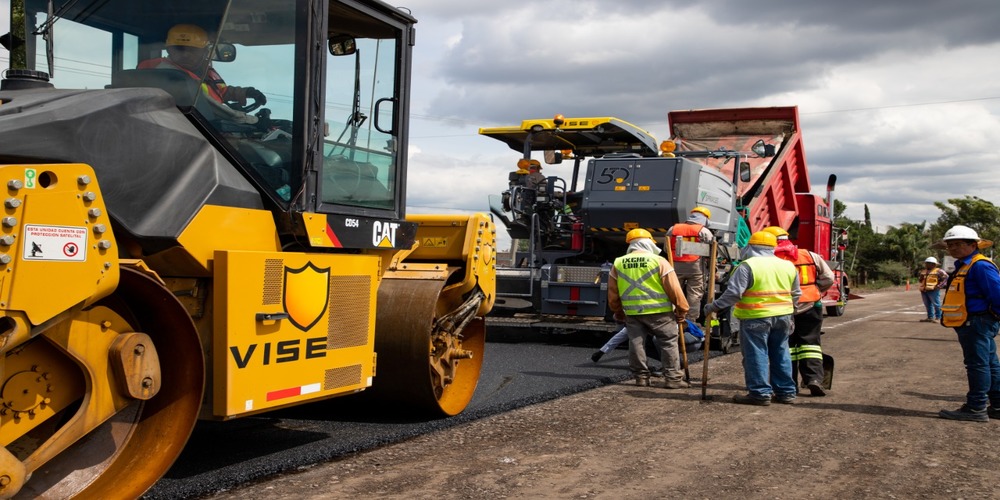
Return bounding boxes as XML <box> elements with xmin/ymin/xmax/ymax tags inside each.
<box><xmin>833</xmin><ymin>195</ymin><xmax>998</xmax><ymax>287</ymax></box>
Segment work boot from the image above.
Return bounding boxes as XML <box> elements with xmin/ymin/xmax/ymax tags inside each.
<box><xmin>772</xmin><ymin>394</ymin><xmax>797</xmax><ymax>404</ymax></box>
<box><xmin>732</xmin><ymin>394</ymin><xmax>771</xmax><ymax>406</ymax></box>
<box><xmin>939</xmin><ymin>404</ymin><xmax>988</xmax><ymax>422</ymax></box>
<box><xmin>663</xmin><ymin>379</ymin><xmax>690</xmax><ymax>389</ymax></box>
<box><xmin>591</xmin><ymin>350</ymin><xmax>604</xmax><ymax>363</ymax></box>
<box><xmin>988</xmin><ymin>406</ymin><xmax>1000</xmax><ymax>419</ymax></box>
<box><xmin>806</xmin><ymin>380</ymin><xmax>827</xmax><ymax>397</ymax></box>
<box><xmin>634</xmin><ymin>376</ymin><xmax>650</xmax><ymax>387</ymax></box>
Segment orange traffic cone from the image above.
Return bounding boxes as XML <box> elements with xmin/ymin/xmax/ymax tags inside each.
<box><xmin>906</xmin><ymin>279</ymin><xmax>910</xmax><ymax>291</ymax></box>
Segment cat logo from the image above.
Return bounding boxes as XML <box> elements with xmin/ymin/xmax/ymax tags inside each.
<box><xmin>372</xmin><ymin>220</ymin><xmax>399</xmax><ymax>248</ymax></box>
<box><xmin>283</xmin><ymin>262</ymin><xmax>330</xmax><ymax>331</ymax></box>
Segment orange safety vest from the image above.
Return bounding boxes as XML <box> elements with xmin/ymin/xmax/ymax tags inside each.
<box><xmin>941</xmin><ymin>254</ymin><xmax>998</xmax><ymax>327</ymax></box>
<box><xmin>919</xmin><ymin>267</ymin><xmax>942</xmax><ymax>292</ymax></box>
<box><xmin>137</xmin><ymin>58</ymin><xmax>227</xmax><ymax>103</ymax></box>
<box><xmin>795</xmin><ymin>249</ymin><xmax>821</xmax><ymax>303</ymax></box>
<box><xmin>669</xmin><ymin>223</ymin><xmax>703</xmax><ymax>263</ymax></box>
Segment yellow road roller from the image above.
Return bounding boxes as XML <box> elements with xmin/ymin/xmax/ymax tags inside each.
<box><xmin>0</xmin><ymin>0</ymin><xmax>495</xmax><ymax>497</ymax></box>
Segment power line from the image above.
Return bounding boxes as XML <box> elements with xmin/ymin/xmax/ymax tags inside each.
<box><xmin>801</xmin><ymin>96</ymin><xmax>1000</xmax><ymax>115</ymax></box>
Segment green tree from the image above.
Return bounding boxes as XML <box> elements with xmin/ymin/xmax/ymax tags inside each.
<box><xmin>882</xmin><ymin>222</ymin><xmax>929</xmax><ymax>272</ymax></box>
<box><xmin>929</xmin><ymin>196</ymin><xmax>1000</xmax><ymax>244</ymax></box>
<box><xmin>833</xmin><ymin>199</ymin><xmax>847</xmax><ymax>219</ymax></box>
<box><xmin>874</xmin><ymin>260</ymin><xmax>911</xmax><ymax>284</ymax></box>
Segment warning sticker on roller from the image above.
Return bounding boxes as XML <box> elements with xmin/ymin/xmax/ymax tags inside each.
<box><xmin>23</xmin><ymin>224</ymin><xmax>88</xmax><ymax>262</ymax></box>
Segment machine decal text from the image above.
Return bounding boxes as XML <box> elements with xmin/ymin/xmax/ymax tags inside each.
<box><xmin>373</xmin><ymin>220</ymin><xmax>399</xmax><ymax>248</ymax></box>
<box><xmin>229</xmin><ymin>337</ymin><xmax>327</xmax><ymax>368</ymax></box>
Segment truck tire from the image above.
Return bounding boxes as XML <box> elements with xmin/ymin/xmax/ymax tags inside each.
<box><xmin>826</xmin><ymin>279</ymin><xmax>849</xmax><ymax>316</ymax></box>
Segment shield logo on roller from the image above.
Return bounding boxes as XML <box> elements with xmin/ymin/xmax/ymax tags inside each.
<box><xmin>282</xmin><ymin>262</ymin><xmax>331</xmax><ymax>331</ymax></box>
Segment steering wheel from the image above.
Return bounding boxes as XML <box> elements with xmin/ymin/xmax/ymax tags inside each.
<box><xmin>204</xmin><ymin>95</ymin><xmax>259</xmax><ymax>125</ymax></box>
<box><xmin>230</xmin><ymin>98</ymin><xmax>263</xmax><ymax>114</ymax></box>
<box><xmin>325</xmin><ymin>156</ymin><xmax>363</xmax><ymax>198</ymax></box>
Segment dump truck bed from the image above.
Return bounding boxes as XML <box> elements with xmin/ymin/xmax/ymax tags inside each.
<box><xmin>668</xmin><ymin>106</ymin><xmax>812</xmax><ymax>233</ymax></box>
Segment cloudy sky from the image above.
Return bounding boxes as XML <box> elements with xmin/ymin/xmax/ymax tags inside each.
<box><xmin>397</xmin><ymin>0</ymin><xmax>1000</xmax><ymax>248</ymax></box>
<box><xmin>3</xmin><ymin>1</ymin><xmax>999</xmax><ymax>251</ymax></box>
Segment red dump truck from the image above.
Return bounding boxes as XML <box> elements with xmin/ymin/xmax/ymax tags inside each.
<box><xmin>668</xmin><ymin>106</ymin><xmax>849</xmax><ymax>317</ymax></box>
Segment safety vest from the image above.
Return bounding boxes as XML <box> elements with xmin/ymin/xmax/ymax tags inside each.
<box><xmin>734</xmin><ymin>256</ymin><xmax>796</xmax><ymax>319</ymax></box>
<box><xmin>136</xmin><ymin>58</ymin><xmax>227</xmax><ymax>103</ymax></box>
<box><xmin>920</xmin><ymin>267</ymin><xmax>941</xmax><ymax>292</ymax></box>
<box><xmin>795</xmin><ymin>249</ymin><xmax>821</xmax><ymax>303</ymax></box>
<box><xmin>941</xmin><ymin>254</ymin><xmax>998</xmax><ymax>327</ymax></box>
<box><xmin>613</xmin><ymin>253</ymin><xmax>673</xmax><ymax>315</ymax></box>
<box><xmin>669</xmin><ymin>223</ymin><xmax>703</xmax><ymax>263</ymax></box>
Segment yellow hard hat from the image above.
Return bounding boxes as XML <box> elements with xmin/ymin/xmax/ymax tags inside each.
<box><xmin>625</xmin><ymin>228</ymin><xmax>653</xmax><ymax>243</ymax></box>
<box><xmin>762</xmin><ymin>226</ymin><xmax>789</xmax><ymax>239</ymax></box>
<box><xmin>748</xmin><ymin>231</ymin><xmax>777</xmax><ymax>247</ymax></box>
<box><xmin>691</xmin><ymin>206</ymin><xmax>712</xmax><ymax>218</ymax></box>
<box><xmin>167</xmin><ymin>24</ymin><xmax>209</xmax><ymax>48</ymax></box>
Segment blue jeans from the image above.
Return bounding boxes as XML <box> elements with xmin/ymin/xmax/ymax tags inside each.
<box><xmin>740</xmin><ymin>315</ymin><xmax>796</xmax><ymax>399</ymax></box>
<box><xmin>921</xmin><ymin>290</ymin><xmax>942</xmax><ymax>320</ymax></box>
<box><xmin>954</xmin><ymin>315</ymin><xmax>1000</xmax><ymax>409</ymax></box>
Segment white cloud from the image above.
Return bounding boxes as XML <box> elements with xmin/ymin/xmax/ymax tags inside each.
<box><xmin>398</xmin><ymin>1</ymin><xmax>1000</xmax><ymax>246</ymax></box>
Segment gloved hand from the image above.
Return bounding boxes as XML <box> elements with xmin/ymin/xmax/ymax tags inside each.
<box><xmin>245</xmin><ymin>87</ymin><xmax>267</xmax><ymax>106</ymax></box>
<box><xmin>703</xmin><ymin>303</ymin><xmax>716</xmax><ymax>317</ymax></box>
<box><xmin>613</xmin><ymin>310</ymin><xmax>625</xmax><ymax>323</ymax></box>
<box><xmin>675</xmin><ymin>311</ymin><xmax>687</xmax><ymax>324</ymax></box>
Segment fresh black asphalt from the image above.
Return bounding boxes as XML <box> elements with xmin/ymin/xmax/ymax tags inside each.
<box><xmin>144</xmin><ymin>330</ymin><xmax>716</xmax><ymax>499</ymax></box>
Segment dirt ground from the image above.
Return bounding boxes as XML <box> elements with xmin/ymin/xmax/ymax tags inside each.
<box><xmin>207</xmin><ymin>288</ymin><xmax>1000</xmax><ymax>499</ymax></box>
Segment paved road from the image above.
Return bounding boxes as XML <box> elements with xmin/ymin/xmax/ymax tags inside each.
<box><xmin>144</xmin><ymin>325</ymin><xmax>717</xmax><ymax>499</ymax></box>
<box><xmin>145</xmin><ymin>288</ymin><xmax>895</xmax><ymax>500</ymax></box>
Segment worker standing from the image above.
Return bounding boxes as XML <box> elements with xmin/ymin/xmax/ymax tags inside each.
<box><xmin>764</xmin><ymin>226</ymin><xmax>834</xmax><ymax>396</ymax></box>
<box><xmin>938</xmin><ymin>225</ymin><xmax>1000</xmax><ymax>422</ymax></box>
<box><xmin>918</xmin><ymin>257</ymin><xmax>949</xmax><ymax>322</ymax></box>
<box><xmin>665</xmin><ymin>207</ymin><xmax>715</xmax><ymax>322</ymax></box>
<box><xmin>608</xmin><ymin>229</ymin><xmax>690</xmax><ymax>388</ymax></box>
<box><xmin>704</xmin><ymin>231</ymin><xmax>801</xmax><ymax>405</ymax></box>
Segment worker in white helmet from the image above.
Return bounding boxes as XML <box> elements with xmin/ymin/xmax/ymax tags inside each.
<box><xmin>917</xmin><ymin>256</ymin><xmax>948</xmax><ymax>322</ymax></box>
<box><xmin>938</xmin><ymin>225</ymin><xmax>1000</xmax><ymax>422</ymax></box>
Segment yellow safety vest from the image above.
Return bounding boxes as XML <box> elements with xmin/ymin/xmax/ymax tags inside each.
<box><xmin>941</xmin><ymin>254</ymin><xmax>997</xmax><ymax>327</ymax></box>
<box><xmin>614</xmin><ymin>253</ymin><xmax>673</xmax><ymax>315</ymax></box>
<box><xmin>734</xmin><ymin>256</ymin><xmax>796</xmax><ymax>319</ymax></box>
<box><xmin>920</xmin><ymin>267</ymin><xmax>941</xmax><ymax>292</ymax></box>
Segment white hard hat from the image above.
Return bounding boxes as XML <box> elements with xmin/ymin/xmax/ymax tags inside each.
<box><xmin>943</xmin><ymin>225</ymin><xmax>980</xmax><ymax>241</ymax></box>
<box><xmin>925</xmin><ymin>256</ymin><xmax>938</xmax><ymax>264</ymax></box>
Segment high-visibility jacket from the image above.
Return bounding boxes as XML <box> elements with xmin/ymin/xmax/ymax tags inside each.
<box><xmin>137</xmin><ymin>58</ymin><xmax>228</xmax><ymax>103</ymax></box>
<box><xmin>669</xmin><ymin>223</ymin><xmax>703</xmax><ymax>263</ymax></box>
<box><xmin>795</xmin><ymin>249</ymin><xmax>821</xmax><ymax>303</ymax></box>
<box><xmin>734</xmin><ymin>256</ymin><xmax>796</xmax><ymax>319</ymax></box>
<box><xmin>613</xmin><ymin>253</ymin><xmax>673</xmax><ymax>315</ymax></box>
<box><xmin>919</xmin><ymin>267</ymin><xmax>944</xmax><ymax>292</ymax></box>
<box><xmin>942</xmin><ymin>254</ymin><xmax>998</xmax><ymax>327</ymax></box>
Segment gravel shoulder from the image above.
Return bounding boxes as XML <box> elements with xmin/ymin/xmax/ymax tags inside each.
<box><xmin>206</xmin><ymin>289</ymin><xmax>999</xmax><ymax>499</ymax></box>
